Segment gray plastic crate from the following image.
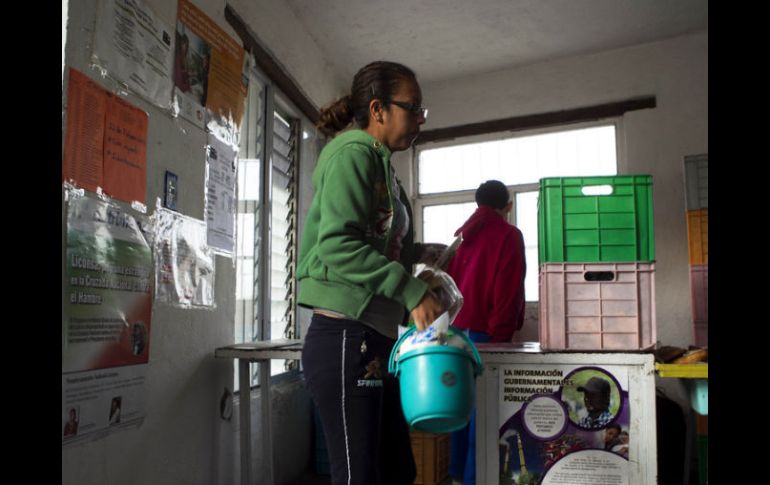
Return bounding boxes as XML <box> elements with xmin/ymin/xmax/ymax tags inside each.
<box><xmin>684</xmin><ymin>154</ymin><xmax>708</xmax><ymax>210</ymax></box>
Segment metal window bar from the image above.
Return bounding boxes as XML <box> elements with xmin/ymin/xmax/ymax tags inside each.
<box><xmin>235</xmin><ymin>67</ymin><xmax>268</xmax><ymax>390</ymax></box>
<box><xmin>271</xmin><ymin>110</ymin><xmax>299</xmax><ymax>371</ymax></box>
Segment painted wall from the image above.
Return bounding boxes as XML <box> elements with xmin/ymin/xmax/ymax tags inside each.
<box><xmin>61</xmin><ymin>1</ymin><xmax>339</xmax><ymax>484</ymax></box>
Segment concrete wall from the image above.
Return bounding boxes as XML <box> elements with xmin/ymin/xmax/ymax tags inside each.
<box><xmin>61</xmin><ymin>1</ymin><xmax>339</xmax><ymax>484</ymax></box>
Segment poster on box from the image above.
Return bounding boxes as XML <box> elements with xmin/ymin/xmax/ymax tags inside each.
<box><xmin>92</xmin><ymin>0</ymin><xmax>175</xmax><ymax>110</ymax></box>
<box><xmin>62</xmin><ymin>191</ymin><xmax>153</xmax><ymax>445</ymax></box>
<box><xmin>172</xmin><ymin>0</ymin><xmax>247</xmax><ymax>136</ymax></box>
<box><xmin>497</xmin><ymin>365</ymin><xmax>630</xmax><ymax>485</ymax></box>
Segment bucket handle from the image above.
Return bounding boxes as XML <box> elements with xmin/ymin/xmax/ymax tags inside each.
<box><xmin>388</xmin><ymin>326</ymin><xmax>484</xmax><ymax>377</ymax></box>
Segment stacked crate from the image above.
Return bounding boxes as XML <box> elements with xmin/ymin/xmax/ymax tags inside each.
<box><xmin>684</xmin><ymin>155</ymin><xmax>708</xmax><ymax>347</ymax></box>
<box><xmin>537</xmin><ymin>176</ymin><xmax>656</xmax><ymax>350</ymax></box>
<box><xmin>315</xmin><ymin>408</ymin><xmax>451</xmax><ymax>483</ymax></box>
<box><xmin>410</xmin><ymin>430</ymin><xmax>450</xmax><ymax>485</ymax></box>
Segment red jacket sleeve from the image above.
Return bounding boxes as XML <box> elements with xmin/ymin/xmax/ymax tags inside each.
<box><xmin>487</xmin><ymin>228</ymin><xmax>526</xmax><ymax>342</ymax></box>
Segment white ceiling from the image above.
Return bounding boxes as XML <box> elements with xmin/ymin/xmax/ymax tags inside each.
<box><xmin>284</xmin><ymin>0</ymin><xmax>708</xmax><ymax>84</ymax></box>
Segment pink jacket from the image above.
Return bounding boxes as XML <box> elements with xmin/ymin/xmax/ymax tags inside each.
<box><xmin>446</xmin><ymin>206</ymin><xmax>526</xmax><ymax>342</ymax></box>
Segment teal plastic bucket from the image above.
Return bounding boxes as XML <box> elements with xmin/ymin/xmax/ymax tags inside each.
<box><xmin>689</xmin><ymin>378</ymin><xmax>708</xmax><ymax>416</ymax></box>
<box><xmin>388</xmin><ymin>327</ymin><xmax>483</xmax><ymax>433</ymax></box>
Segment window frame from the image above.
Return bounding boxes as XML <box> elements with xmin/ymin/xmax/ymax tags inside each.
<box><xmin>234</xmin><ymin>62</ymin><xmax>306</xmax><ymax>391</ymax></box>
<box><xmin>410</xmin><ymin>118</ymin><xmax>624</xmax><ymax>321</ymax></box>
<box><xmin>411</xmin><ymin>118</ymin><xmax>625</xmax><ymax>242</ymax></box>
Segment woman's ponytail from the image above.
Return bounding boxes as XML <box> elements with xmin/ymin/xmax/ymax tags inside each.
<box><xmin>316</xmin><ymin>95</ymin><xmax>354</xmax><ymax>137</ymax></box>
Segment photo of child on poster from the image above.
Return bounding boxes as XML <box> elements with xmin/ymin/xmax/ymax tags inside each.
<box><xmin>498</xmin><ymin>366</ymin><xmax>631</xmax><ymax>485</ymax></box>
<box><xmin>561</xmin><ymin>369</ymin><xmax>622</xmax><ymax>430</ymax></box>
<box><xmin>173</xmin><ymin>24</ymin><xmax>211</xmax><ymax>107</ymax></box>
<box><xmin>131</xmin><ymin>322</ymin><xmax>146</xmax><ymax>356</ymax></box>
<box><xmin>109</xmin><ymin>396</ymin><xmax>122</xmax><ymax>426</ymax></box>
<box><xmin>63</xmin><ymin>406</ymin><xmax>80</xmax><ymax>438</ymax></box>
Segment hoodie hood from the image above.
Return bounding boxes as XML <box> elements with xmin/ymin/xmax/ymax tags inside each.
<box><xmin>454</xmin><ymin>206</ymin><xmax>505</xmax><ymax>242</ymax></box>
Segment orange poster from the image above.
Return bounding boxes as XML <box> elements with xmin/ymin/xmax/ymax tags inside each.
<box><xmin>62</xmin><ymin>69</ymin><xmax>107</xmax><ymax>193</ymax></box>
<box><xmin>103</xmin><ymin>94</ymin><xmax>149</xmax><ymax>204</ymax></box>
<box><xmin>174</xmin><ymin>0</ymin><xmax>247</xmax><ymax>129</ymax></box>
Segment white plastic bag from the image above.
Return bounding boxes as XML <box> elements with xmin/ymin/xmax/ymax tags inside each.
<box><xmin>398</xmin><ymin>262</ymin><xmax>464</xmax><ymax>356</ymax></box>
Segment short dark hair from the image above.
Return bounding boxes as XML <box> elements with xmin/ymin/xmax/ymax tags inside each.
<box><xmin>607</xmin><ymin>423</ymin><xmax>621</xmax><ymax>432</ymax></box>
<box><xmin>475</xmin><ymin>180</ymin><xmax>510</xmax><ymax>209</ymax></box>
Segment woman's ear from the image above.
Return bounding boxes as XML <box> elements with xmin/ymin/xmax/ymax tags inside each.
<box><xmin>369</xmin><ymin>98</ymin><xmax>384</xmax><ymax>124</ymax></box>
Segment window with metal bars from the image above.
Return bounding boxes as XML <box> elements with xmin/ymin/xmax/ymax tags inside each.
<box><xmin>269</xmin><ymin>110</ymin><xmax>299</xmax><ymax>375</ymax></box>
<box><xmin>234</xmin><ymin>66</ymin><xmax>300</xmax><ymax>391</ymax></box>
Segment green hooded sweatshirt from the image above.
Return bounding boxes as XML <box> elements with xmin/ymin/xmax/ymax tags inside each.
<box><xmin>296</xmin><ymin>129</ymin><xmax>428</xmax><ymax>333</ymax></box>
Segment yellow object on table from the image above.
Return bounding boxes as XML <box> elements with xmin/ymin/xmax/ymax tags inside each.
<box><xmin>655</xmin><ymin>363</ymin><xmax>708</xmax><ymax>415</ymax></box>
<box><xmin>655</xmin><ymin>363</ymin><xmax>708</xmax><ymax>379</ymax></box>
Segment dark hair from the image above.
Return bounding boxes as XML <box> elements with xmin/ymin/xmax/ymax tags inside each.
<box><xmin>316</xmin><ymin>61</ymin><xmax>418</xmax><ymax>137</ymax></box>
<box><xmin>607</xmin><ymin>423</ymin><xmax>621</xmax><ymax>432</ymax></box>
<box><xmin>475</xmin><ymin>180</ymin><xmax>510</xmax><ymax>209</ymax></box>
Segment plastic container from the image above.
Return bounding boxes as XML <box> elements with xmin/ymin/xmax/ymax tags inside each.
<box><xmin>690</xmin><ymin>264</ymin><xmax>708</xmax><ymax>347</ymax></box>
<box><xmin>687</xmin><ymin>209</ymin><xmax>708</xmax><ymax>264</ymax></box>
<box><xmin>539</xmin><ymin>262</ymin><xmax>656</xmax><ymax>350</ymax></box>
<box><xmin>389</xmin><ymin>327</ymin><xmax>483</xmax><ymax>433</ymax></box>
<box><xmin>684</xmin><ymin>154</ymin><xmax>708</xmax><ymax>210</ymax></box>
<box><xmin>538</xmin><ymin>175</ymin><xmax>655</xmax><ymax>263</ymax></box>
<box><xmin>689</xmin><ymin>378</ymin><xmax>708</xmax><ymax>416</ymax></box>
<box><xmin>410</xmin><ymin>430</ymin><xmax>450</xmax><ymax>485</ymax></box>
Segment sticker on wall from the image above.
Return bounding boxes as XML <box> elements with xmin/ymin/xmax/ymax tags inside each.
<box><xmin>164</xmin><ymin>171</ymin><xmax>178</xmax><ymax>211</ymax></box>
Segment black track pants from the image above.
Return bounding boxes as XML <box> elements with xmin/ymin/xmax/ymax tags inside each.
<box><xmin>302</xmin><ymin>315</ymin><xmax>416</xmax><ymax>485</ymax></box>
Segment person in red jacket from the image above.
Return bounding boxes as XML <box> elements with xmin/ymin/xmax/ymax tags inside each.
<box><xmin>446</xmin><ymin>179</ymin><xmax>526</xmax><ymax>485</ymax></box>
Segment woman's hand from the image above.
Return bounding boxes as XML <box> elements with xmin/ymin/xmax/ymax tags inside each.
<box><xmin>410</xmin><ymin>290</ymin><xmax>444</xmax><ymax>331</ymax></box>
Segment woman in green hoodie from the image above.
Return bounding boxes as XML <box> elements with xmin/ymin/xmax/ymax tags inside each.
<box><xmin>299</xmin><ymin>61</ymin><xmax>442</xmax><ymax>485</ymax></box>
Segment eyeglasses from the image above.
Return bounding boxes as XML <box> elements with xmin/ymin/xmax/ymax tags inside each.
<box><xmin>389</xmin><ymin>100</ymin><xmax>428</xmax><ymax>119</ymax></box>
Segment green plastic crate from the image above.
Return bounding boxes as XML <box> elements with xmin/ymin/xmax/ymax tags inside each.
<box><xmin>538</xmin><ymin>175</ymin><xmax>655</xmax><ymax>263</ymax></box>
